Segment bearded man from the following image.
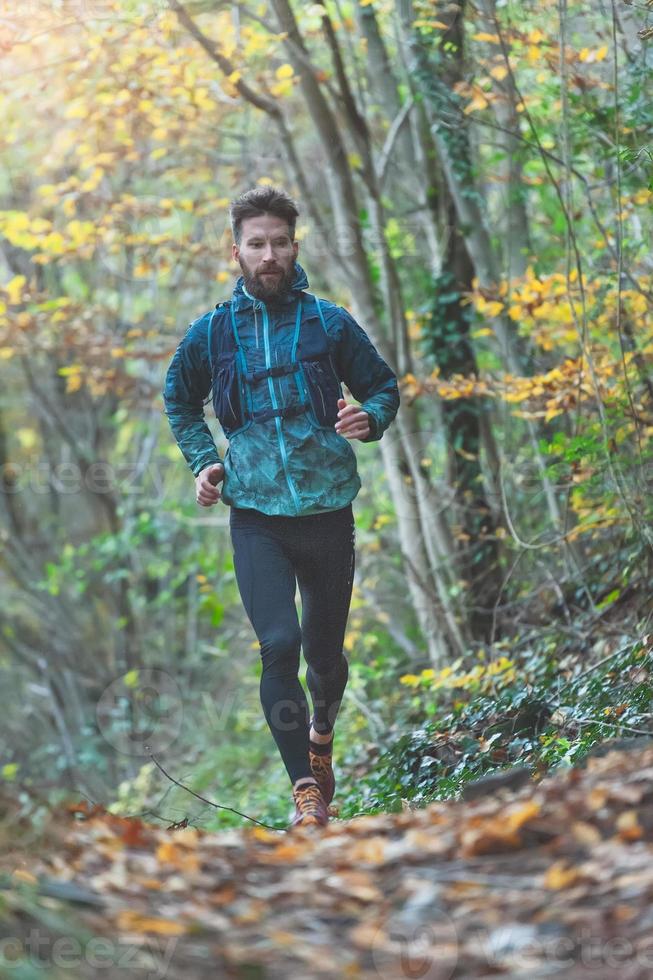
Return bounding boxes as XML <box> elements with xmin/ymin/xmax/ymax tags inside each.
<box><xmin>163</xmin><ymin>186</ymin><xmax>399</xmax><ymax>828</ymax></box>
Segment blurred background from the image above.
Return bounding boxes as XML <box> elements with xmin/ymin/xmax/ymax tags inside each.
<box><xmin>1</xmin><ymin>0</ymin><xmax>653</xmax><ymax>832</ymax></box>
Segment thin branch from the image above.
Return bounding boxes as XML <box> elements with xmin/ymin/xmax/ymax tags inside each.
<box><xmin>378</xmin><ymin>97</ymin><xmax>414</xmax><ymax>187</ymax></box>
<box><xmin>149</xmin><ymin>754</ymin><xmax>284</xmax><ymax>831</ymax></box>
<box><xmin>168</xmin><ymin>0</ymin><xmax>347</xmax><ymax>276</ymax></box>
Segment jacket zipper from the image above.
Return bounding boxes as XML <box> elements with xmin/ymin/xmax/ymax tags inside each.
<box><xmin>262</xmin><ymin>302</ymin><xmax>301</xmax><ymax>512</ymax></box>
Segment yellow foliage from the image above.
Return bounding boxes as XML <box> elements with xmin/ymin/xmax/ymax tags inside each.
<box><xmin>489</xmin><ymin>65</ymin><xmax>508</xmax><ymax>81</ymax></box>
<box><xmin>400</xmin><ymin>655</ymin><xmax>517</xmax><ymax>693</ymax></box>
<box><xmin>4</xmin><ymin>275</ymin><xmax>27</xmax><ymax>305</ymax></box>
<box><xmin>463</xmin><ymin>94</ymin><xmax>489</xmax><ymax>114</ymax></box>
<box><xmin>271</xmin><ymin>80</ymin><xmax>293</xmax><ymax>99</ymax></box>
<box><xmin>16</xmin><ymin>429</ymin><xmax>38</xmax><ymax>449</ymax></box>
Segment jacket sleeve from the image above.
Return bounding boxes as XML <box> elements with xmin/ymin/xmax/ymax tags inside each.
<box><xmin>162</xmin><ymin>315</ymin><xmax>223</xmax><ymax>476</ymax></box>
<box><xmin>333</xmin><ymin>308</ymin><xmax>400</xmax><ymax>443</ymax></box>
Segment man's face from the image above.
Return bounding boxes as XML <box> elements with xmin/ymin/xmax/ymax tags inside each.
<box><xmin>232</xmin><ymin>214</ymin><xmax>299</xmax><ymax>301</ymax></box>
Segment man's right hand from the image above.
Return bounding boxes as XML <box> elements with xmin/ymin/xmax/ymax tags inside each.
<box><xmin>195</xmin><ymin>463</ymin><xmax>225</xmax><ymax>507</ymax></box>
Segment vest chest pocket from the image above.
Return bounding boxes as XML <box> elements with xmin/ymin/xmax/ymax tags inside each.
<box><xmin>212</xmin><ymin>354</ymin><xmax>244</xmax><ymax>431</ymax></box>
<box><xmin>301</xmin><ymin>356</ymin><xmax>342</xmax><ymax>429</ymax></box>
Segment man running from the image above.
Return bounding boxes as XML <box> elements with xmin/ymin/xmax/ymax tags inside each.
<box><xmin>163</xmin><ymin>187</ymin><xmax>399</xmax><ymax>828</ymax></box>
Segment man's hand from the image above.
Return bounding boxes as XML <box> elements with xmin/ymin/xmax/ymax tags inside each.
<box><xmin>195</xmin><ymin>462</ymin><xmax>225</xmax><ymax>507</ymax></box>
<box><xmin>334</xmin><ymin>397</ymin><xmax>371</xmax><ymax>440</ymax></box>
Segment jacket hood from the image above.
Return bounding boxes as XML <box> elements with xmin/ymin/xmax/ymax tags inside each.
<box><xmin>232</xmin><ymin>261</ymin><xmax>309</xmax><ymax>310</ymax></box>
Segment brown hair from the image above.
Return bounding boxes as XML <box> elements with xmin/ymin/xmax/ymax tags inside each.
<box><xmin>229</xmin><ymin>186</ymin><xmax>299</xmax><ymax>245</ymax></box>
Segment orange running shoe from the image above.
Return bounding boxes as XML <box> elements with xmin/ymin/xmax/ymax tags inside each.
<box><xmin>290</xmin><ymin>781</ymin><xmax>329</xmax><ymax>828</ymax></box>
<box><xmin>309</xmin><ymin>738</ymin><xmax>336</xmax><ymax>806</ymax></box>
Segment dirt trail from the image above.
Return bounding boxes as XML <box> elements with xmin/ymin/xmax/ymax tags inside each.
<box><xmin>3</xmin><ymin>741</ymin><xmax>653</xmax><ymax>979</ymax></box>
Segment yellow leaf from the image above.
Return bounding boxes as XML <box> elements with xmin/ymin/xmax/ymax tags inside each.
<box><xmin>489</xmin><ymin>65</ymin><xmax>508</xmax><ymax>81</ymax></box>
<box><xmin>270</xmin><ymin>81</ymin><xmax>293</xmax><ymax>99</ymax></box>
<box><xmin>12</xmin><ymin>869</ymin><xmax>36</xmax><ymax>884</ymax></box>
<box><xmin>251</xmin><ymin>826</ymin><xmax>281</xmax><ymax>843</ymax></box>
<box><xmin>66</xmin><ymin>374</ymin><xmax>83</xmax><ymax>394</ymax></box>
<box><xmin>544</xmin><ymin>861</ymin><xmax>583</xmax><ymax>889</ymax></box>
<box><xmin>16</xmin><ymin>429</ymin><xmax>37</xmax><ymax>449</ymax></box>
<box><xmin>472</xmin><ymin>327</ymin><xmax>493</xmax><ymax>338</ymax></box>
<box><xmin>544</xmin><ymin>406</ymin><xmax>563</xmax><ymax>421</ymax></box>
<box><xmin>399</xmin><ymin>673</ymin><xmax>420</xmax><ymax>685</ymax></box>
<box><xmin>472</xmin><ymin>32</ymin><xmax>500</xmax><ymax>43</ymax></box>
<box><xmin>275</xmin><ymin>63</ymin><xmax>294</xmax><ymax>79</ymax></box>
<box><xmin>116</xmin><ymin>910</ymin><xmax>187</xmax><ymax>935</ymax></box>
<box><xmin>595</xmin><ymin>45</ymin><xmax>608</xmax><ymax>62</ymax></box>
<box><xmin>478</xmin><ymin>300</ymin><xmax>504</xmax><ymax>317</ymax></box>
<box><xmin>155</xmin><ymin>840</ymin><xmax>200</xmax><ymax>870</ymax></box>
<box><xmin>4</xmin><ymin>275</ymin><xmax>26</xmax><ymax>305</ymax></box>
<box><xmin>616</xmin><ymin>810</ymin><xmax>643</xmax><ymax>841</ymax></box>
<box><xmin>0</xmin><ymin>348</ymin><xmax>14</xmax><ymax>359</ymax></box>
<box><xmin>505</xmin><ymin>800</ymin><xmax>540</xmax><ymax>832</ymax></box>
<box><xmin>463</xmin><ymin>94</ymin><xmax>489</xmax><ymax>114</ymax></box>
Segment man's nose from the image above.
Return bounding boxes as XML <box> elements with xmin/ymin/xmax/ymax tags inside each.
<box><xmin>261</xmin><ymin>243</ymin><xmax>274</xmax><ymax>261</ymax></box>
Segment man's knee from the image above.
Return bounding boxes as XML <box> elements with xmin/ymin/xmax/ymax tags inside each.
<box><xmin>260</xmin><ymin>626</ymin><xmax>302</xmax><ymax>674</ymax></box>
<box><xmin>305</xmin><ymin>649</ymin><xmax>349</xmax><ymax>678</ymax></box>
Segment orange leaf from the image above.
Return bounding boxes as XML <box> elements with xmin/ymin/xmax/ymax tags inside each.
<box><xmin>544</xmin><ymin>861</ymin><xmax>584</xmax><ymax>889</ymax></box>
<box><xmin>116</xmin><ymin>910</ymin><xmax>187</xmax><ymax>935</ymax></box>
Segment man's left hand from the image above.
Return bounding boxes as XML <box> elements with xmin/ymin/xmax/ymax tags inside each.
<box><xmin>334</xmin><ymin>397</ymin><xmax>370</xmax><ymax>440</ymax></box>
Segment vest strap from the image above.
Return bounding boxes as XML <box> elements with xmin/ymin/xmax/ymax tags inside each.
<box><xmin>250</xmin><ymin>403</ymin><xmax>310</xmax><ymax>424</ymax></box>
<box><xmin>245</xmin><ymin>362</ymin><xmax>298</xmax><ymax>384</ymax></box>
<box><xmin>244</xmin><ymin>351</ymin><xmax>331</xmax><ymax>386</ymax></box>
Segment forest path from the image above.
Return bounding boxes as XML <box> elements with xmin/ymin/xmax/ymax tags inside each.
<box><xmin>3</xmin><ymin>741</ymin><xmax>653</xmax><ymax>979</ymax></box>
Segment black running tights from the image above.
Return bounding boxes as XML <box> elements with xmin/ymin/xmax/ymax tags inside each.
<box><xmin>229</xmin><ymin>503</ymin><xmax>355</xmax><ymax>785</ymax></box>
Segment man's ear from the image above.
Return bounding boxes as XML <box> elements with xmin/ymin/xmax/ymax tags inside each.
<box><xmin>232</xmin><ymin>242</ymin><xmax>240</xmax><ymax>262</ymax></box>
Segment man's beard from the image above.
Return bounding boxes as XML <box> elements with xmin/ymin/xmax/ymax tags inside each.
<box><xmin>238</xmin><ymin>259</ymin><xmax>296</xmax><ymax>302</ymax></box>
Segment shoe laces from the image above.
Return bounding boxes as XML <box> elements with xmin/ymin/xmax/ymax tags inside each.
<box><xmin>293</xmin><ymin>783</ymin><xmax>324</xmax><ymax>813</ymax></box>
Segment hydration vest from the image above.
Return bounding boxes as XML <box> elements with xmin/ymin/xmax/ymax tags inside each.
<box><xmin>206</xmin><ymin>292</ymin><xmax>343</xmax><ymax>439</ymax></box>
